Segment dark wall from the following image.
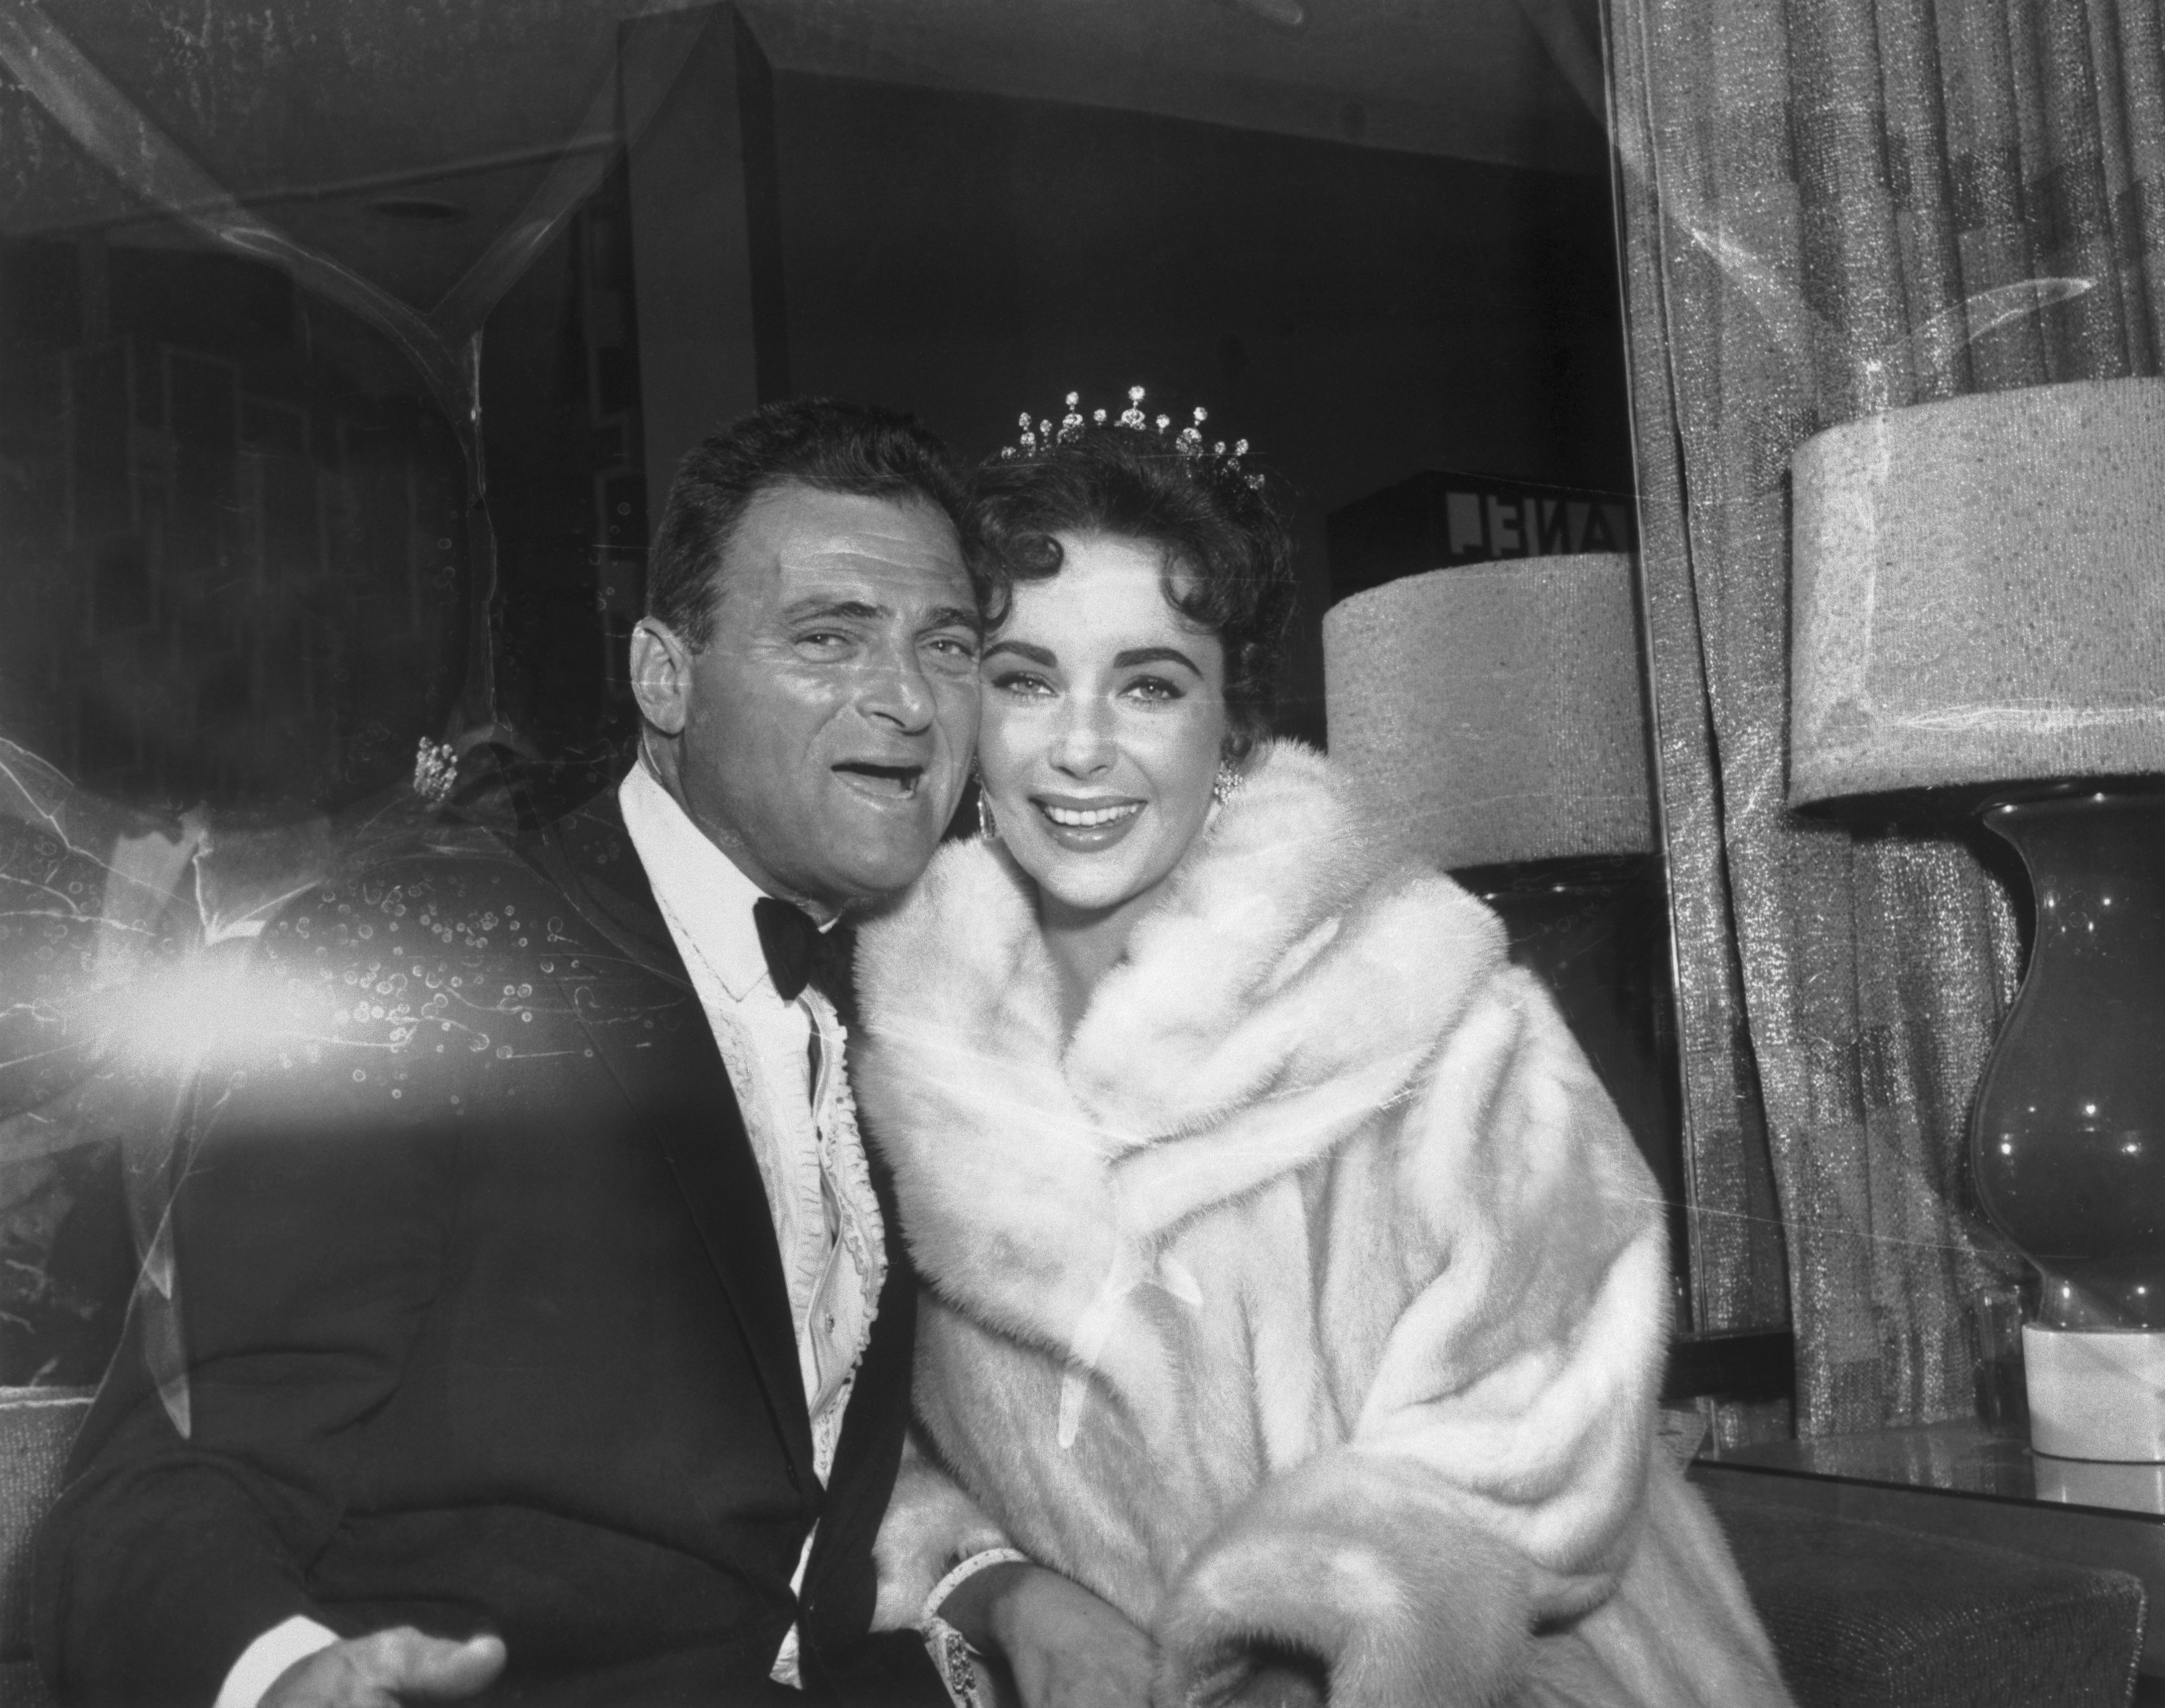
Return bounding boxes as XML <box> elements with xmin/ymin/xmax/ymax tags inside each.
<box><xmin>0</xmin><ymin>231</ymin><xmax>472</xmax><ymax>812</ymax></box>
<box><xmin>481</xmin><ymin>166</ymin><xmax>647</xmax><ymax>765</ymax></box>
<box><xmin>769</xmin><ymin>74</ymin><xmax>1634</xmax><ymax>739</ymax></box>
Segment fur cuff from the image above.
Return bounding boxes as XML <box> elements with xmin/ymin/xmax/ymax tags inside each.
<box><xmin>871</xmin><ymin>1435</ymin><xmax>1013</xmax><ymax>1632</ymax></box>
<box><xmin>1151</xmin><ymin>1449</ymin><xmax>1533</xmax><ymax>1708</ymax></box>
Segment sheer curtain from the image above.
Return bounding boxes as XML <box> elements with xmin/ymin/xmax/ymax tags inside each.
<box><xmin>1602</xmin><ymin>0</ymin><xmax>2165</xmax><ymax>1435</ymax></box>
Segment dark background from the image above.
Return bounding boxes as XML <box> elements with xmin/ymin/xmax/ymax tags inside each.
<box><xmin>1</xmin><ymin>47</ymin><xmax>1632</xmax><ymax>814</ymax></box>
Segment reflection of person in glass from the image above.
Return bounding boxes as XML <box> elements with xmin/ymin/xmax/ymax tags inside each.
<box><xmin>856</xmin><ymin>404</ymin><xmax>1794</xmax><ymax>1708</ymax></box>
<box><xmin>33</xmin><ymin>402</ymin><xmax>1120</xmax><ymax>1708</ymax></box>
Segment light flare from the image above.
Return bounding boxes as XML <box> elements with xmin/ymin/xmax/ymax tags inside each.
<box><xmin>90</xmin><ymin>945</ymin><xmax>325</xmax><ymax>1081</ymax></box>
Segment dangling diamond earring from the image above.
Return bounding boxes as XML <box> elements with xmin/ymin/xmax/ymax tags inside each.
<box><xmin>976</xmin><ymin>777</ymin><xmax>999</xmax><ymax>841</ymax></box>
<box><xmin>1213</xmin><ymin>762</ymin><xmax>1241</xmax><ymax>806</ymax></box>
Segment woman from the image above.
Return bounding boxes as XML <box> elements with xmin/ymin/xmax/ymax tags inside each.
<box><xmin>856</xmin><ymin>396</ymin><xmax>1789</xmax><ymax>1708</ymax></box>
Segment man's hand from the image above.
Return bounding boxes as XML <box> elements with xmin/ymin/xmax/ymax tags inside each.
<box><xmin>261</xmin><ymin>1630</ymin><xmax>506</xmax><ymax>1708</ymax></box>
<box><xmin>943</xmin><ymin>1562</ymin><xmax>1154</xmax><ymax>1708</ymax></box>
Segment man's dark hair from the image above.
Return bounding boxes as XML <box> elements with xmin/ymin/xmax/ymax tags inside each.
<box><xmin>646</xmin><ymin>398</ymin><xmax>969</xmax><ymax>648</ymax></box>
<box><xmin>967</xmin><ymin>426</ymin><xmax>1298</xmax><ymax>760</ymax></box>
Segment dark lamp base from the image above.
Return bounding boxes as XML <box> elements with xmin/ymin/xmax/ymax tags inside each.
<box><xmin>1457</xmin><ymin>854</ymin><xmax>1691</xmax><ymax>1320</ymax></box>
<box><xmin>1969</xmin><ymin>786</ymin><xmax>2165</xmax><ymax>1459</ymax></box>
<box><xmin>1970</xmin><ymin>787</ymin><xmax>2165</xmax><ymax>1335</ymax></box>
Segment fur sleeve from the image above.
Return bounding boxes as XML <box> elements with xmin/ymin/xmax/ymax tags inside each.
<box><xmin>1151</xmin><ymin>1447</ymin><xmax>1535</xmax><ymax>1708</ymax></box>
<box><xmin>871</xmin><ymin>1429</ymin><xmax>1015</xmax><ymax>1632</ymax></box>
<box><xmin>1153</xmin><ymin>968</ymin><xmax>1670</xmax><ymax>1708</ymax></box>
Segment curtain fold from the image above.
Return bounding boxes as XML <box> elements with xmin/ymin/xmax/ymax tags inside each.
<box><xmin>1604</xmin><ymin>0</ymin><xmax>2163</xmax><ymax>1435</ymax></box>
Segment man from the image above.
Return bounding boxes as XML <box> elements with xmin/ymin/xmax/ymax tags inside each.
<box><xmin>34</xmin><ymin>400</ymin><xmax>1074</xmax><ymax>1707</ymax></box>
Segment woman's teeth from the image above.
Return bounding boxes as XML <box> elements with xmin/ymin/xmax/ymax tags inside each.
<box><xmin>1040</xmin><ymin>801</ymin><xmax>1142</xmax><ymax>828</ymax></box>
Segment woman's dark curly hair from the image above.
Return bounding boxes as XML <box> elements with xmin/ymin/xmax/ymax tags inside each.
<box><xmin>967</xmin><ymin>423</ymin><xmax>1299</xmax><ymax>761</ymax></box>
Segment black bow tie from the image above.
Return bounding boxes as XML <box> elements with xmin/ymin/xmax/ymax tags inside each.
<box><xmin>753</xmin><ymin>896</ymin><xmax>851</xmax><ymax>1005</ymax></box>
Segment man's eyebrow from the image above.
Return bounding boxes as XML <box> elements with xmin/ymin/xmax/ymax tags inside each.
<box><xmin>1112</xmin><ymin>645</ymin><xmax>1202</xmax><ymax>673</ymax></box>
<box><xmin>983</xmin><ymin>639</ymin><xmax>1057</xmax><ymax>666</ymax></box>
<box><xmin>922</xmin><ymin>605</ymin><xmax>983</xmax><ymax>634</ymax></box>
<box><xmin>781</xmin><ymin>597</ymin><xmax>884</xmax><ymax>623</ymax></box>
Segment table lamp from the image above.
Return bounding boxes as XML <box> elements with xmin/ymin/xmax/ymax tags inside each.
<box><xmin>1322</xmin><ymin>554</ymin><xmax>1655</xmax><ymax>870</ymax></box>
<box><xmin>1788</xmin><ymin>374</ymin><xmax>2165</xmax><ymax>1463</ymax></box>
<box><xmin>1323</xmin><ymin>556</ymin><xmax>1685</xmax><ymax>1290</ymax></box>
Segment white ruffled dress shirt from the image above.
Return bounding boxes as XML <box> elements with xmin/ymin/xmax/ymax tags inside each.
<box><xmin>214</xmin><ymin>762</ymin><xmax>884</xmax><ymax>1707</ymax></box>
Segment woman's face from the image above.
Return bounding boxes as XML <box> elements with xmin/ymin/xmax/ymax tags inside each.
<box><xmin>978</xmin><ymin>531</ymin><xmax>1230</xmax><ymax>924</ymax></box>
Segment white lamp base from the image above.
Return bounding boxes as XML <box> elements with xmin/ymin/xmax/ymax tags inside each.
<box><xmin>2025</xmin><ymin>1323</ymin><xmax>2165</xmax><ymax>1462</ymax></box>
<box><xmin>2031</xmin><ymin>1455</ymin><xmax>2165</xmax><ymax>1514</ymax></box>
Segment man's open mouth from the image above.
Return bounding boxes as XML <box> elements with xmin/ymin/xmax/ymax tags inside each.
<box><xmin>834</xmin><ymin>761</ymin><xmax>924</xmax><ymax>798</ymax></box>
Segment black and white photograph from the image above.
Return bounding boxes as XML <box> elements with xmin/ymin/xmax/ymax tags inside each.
<box><xmin>1</xmin><ymin>1</ymin><xmax>2161</xmax><ymax>1704</ymax></box>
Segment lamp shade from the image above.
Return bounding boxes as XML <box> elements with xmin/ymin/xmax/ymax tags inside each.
<box><xmin>1789</xmin><ymin>375</ymin><xmax>2165</xmax><ymax>807</ymax></box>
<box><xmin>1322</xmin><ymin>554</ymin><xmax>1655</xmax><ymax>869</ymax></box>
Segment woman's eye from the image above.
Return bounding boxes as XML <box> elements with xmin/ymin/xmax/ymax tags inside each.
<box><xmin>989</xmin><ymin>670</ymin><xmax>1053</xmax><ymax>697</ymax></box>
<box><xmin>1122</xmin><ymin>675</ymin><xmax>1184</xmax><ymax>703</ymax></box>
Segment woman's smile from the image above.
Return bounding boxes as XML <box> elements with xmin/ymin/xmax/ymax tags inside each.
<box><xmin>1033</xmin><ymin>793</ymin><xmax>1146</xmax><ymax>847</ymax></box>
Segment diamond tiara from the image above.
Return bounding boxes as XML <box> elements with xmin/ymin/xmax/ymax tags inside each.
<box><xmin>1000</xmin><ymin>386</ymin><xmax>1263</xmax><ymax>490</ymax></box>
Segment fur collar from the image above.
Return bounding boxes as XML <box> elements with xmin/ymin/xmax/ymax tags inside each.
<box><xmin>853</xmin><ymin>741</ymin><xmax>1505</xmax><ymax>1362</ymax></box>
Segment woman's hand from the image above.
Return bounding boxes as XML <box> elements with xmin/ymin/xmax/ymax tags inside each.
<box><xmin>943</xmin><ymin>1560</ymin><xmax>1156</xmax><ymax>1708</ymax></box>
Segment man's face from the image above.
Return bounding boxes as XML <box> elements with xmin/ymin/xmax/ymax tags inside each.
<box><xmin>632</xmin><ymin>484</ymin><xmax>980</xmax><ymax>910</ymax></box>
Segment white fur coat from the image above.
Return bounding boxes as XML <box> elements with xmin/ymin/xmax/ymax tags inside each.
<box><xmin>854</xmin><ymin>743</ymin><xmax>1789</xmax><ymax>1708</ymax></box>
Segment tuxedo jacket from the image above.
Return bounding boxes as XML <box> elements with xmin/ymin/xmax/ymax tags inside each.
<box><xmin>34</xmin><ymin>791</ymin><xmax>943</xmax><ymax>1708</ymax></box>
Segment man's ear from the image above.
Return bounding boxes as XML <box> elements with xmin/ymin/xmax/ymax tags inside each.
<box><xmin>629</xmin><ymin>618</ymin><xmax>693</xmax><ymax>735</ymax></box>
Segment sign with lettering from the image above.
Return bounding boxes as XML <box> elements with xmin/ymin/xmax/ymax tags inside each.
<box><xmin>1326</xmin><ymin>470</ymin><xmax>1638</xmax><ymax>604</ymax></box>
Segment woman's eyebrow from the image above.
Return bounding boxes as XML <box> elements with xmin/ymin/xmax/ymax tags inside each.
<box><xmin>983</xmin><ymin>639</ymin><xmax>1057</xmax><ymax>665</ymax></box>
<box><xmin>1112</xmin><ymin>645</ymin><xmax>1201</xmax><ymax>673</ymax></box>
